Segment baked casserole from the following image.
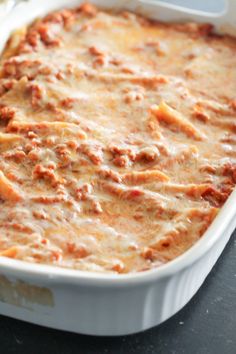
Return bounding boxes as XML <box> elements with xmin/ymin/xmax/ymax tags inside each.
<box><xmin>0</xmin><ymin>2</ymin><xmax>236</xmax><ymax>273</ymax></box>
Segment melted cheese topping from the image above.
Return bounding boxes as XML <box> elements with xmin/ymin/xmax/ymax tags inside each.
<box><xmin>0</xmin><ymin>3</ymin><xmax>236</xmax><ymax>273</ymax></box>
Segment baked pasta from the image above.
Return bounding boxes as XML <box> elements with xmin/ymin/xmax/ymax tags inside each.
<box><xmin>0</xmin><ymin>3</ymin><xmax>236</xmax><ymax>273</ymax></box>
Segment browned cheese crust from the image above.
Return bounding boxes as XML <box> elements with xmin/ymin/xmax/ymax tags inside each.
<box><xmin>0</xmin><ymin>3</ymin><xmax>235</xmax><ymax>273</ymax></box>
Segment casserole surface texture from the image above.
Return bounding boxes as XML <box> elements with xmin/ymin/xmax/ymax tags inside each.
<box><xmin>0</xmin><ymin>2</ymin><xmax>236</xmax><ymax>274</ymax></box>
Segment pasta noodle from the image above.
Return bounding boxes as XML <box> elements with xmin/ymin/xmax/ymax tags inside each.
<box><xmin>151</xmin><ymin>102</ymin><xmax>206</xmax><ymax>141</ymax></box>
<box><xmin>0</xmin><ymin>171</ymin><xmax>23</xmax><ymax>202</ymax></box>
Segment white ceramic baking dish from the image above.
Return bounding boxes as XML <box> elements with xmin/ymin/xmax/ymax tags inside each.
<box><xmin>0</xmin><ymin>0</ymin><xmax>235</xmax><ymax>336</ymax></box>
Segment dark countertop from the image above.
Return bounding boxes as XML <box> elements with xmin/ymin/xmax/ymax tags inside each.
<box><xmin>0</xmin><ymin>232</ymin><xmax>235</xmax><ymax>354</ymax></box>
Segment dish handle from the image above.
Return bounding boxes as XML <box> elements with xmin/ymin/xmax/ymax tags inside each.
<box><xmin>138</xmin><ymin>0</ymin><xmax>236</xmax><ymax>32</ymax></box>
<box><xmin>0</xmin><ymin>0</ymin><xmax>28</xmax><ymax>22</ymax></box>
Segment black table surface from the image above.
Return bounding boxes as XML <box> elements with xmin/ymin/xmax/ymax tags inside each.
<box><xmin>0</xmin><ymin>232</ymin><xmax>235</xmax><ymax>354</ymax></box>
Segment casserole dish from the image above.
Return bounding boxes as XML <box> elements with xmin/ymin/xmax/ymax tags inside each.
<box><xmin>0</xmin><ymin>0</ymin><xmax>235</xmax><ymax>336</ymax></box>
